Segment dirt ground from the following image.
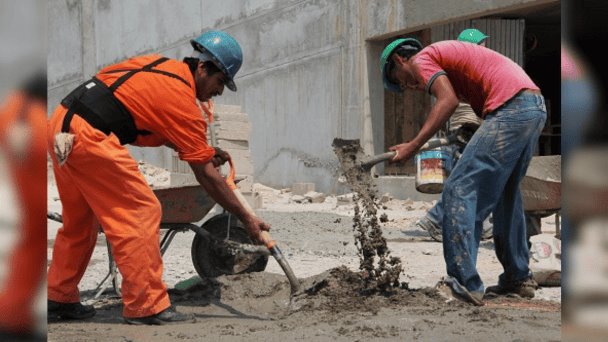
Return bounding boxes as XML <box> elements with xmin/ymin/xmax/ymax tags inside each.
<box><xmin>46</xmin><ymin>176</ymin><xmax>561</xmax><ymax>341</ymax></box>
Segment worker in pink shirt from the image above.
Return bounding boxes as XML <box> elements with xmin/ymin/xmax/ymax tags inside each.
<box><xmin>380</xmin><ymin>38</ymin><xmax>546</xmax><ymax>305</ymax></box>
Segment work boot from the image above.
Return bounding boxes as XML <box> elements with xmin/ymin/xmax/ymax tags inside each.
<box><xmin>124</xmin><ymin>306</ymin><xmax>195</xmax><ymax>325</ymax></box>
<box><xmin>416</xmin><ymin>217</ymin><xmax>443</xmax><ymax>242</ymax></box>
<box><xmin>0</xmin><ymin>329</ymin><xmax>46</xmax><ymax>342</ymax></box>
<box><xmin>485</xmin><ymin>278</ymin><xmax>539</xmax><ymax>299</ymax></box>
<box><xmin>48</xmin><ymin>300</ymin><xmax>96</xmax><ymax>320</ymax></box>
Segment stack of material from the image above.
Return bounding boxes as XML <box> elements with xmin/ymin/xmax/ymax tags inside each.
<box><xmin>213</xmin><ymin>104</ymin><xmax>254</xmax><ymax>192</ymax></box>
<box><xmin>169</xmin><ymin>103</ymin><xmax>258</xmax><ymax>207</ymax></box>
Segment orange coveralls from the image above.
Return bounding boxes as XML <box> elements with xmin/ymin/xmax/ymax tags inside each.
<box><xmin>47</xmin><ymin>55</ymin><xmax>216</xmax><ymax>318</ymax></box>
<box><xmin>0</xmin><ymin>92</ymin><xmax>46</xmax><ymax>332</ymax></box>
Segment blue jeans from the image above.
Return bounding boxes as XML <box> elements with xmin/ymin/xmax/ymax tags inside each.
<box><xmin>441</xmin><ymin>91</ymin><xmax>547</xmax><ymax>293</ymax></box>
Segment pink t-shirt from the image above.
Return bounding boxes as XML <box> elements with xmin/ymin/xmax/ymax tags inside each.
<box><xmin>413</xmin><ymin>40</ymin><xmax>539</xmax><ymax>117</ymax></box>
<box><xmin>561</xmin><ymin>45</ymin><xmax>583</xmax><ymax>80</ymax></box>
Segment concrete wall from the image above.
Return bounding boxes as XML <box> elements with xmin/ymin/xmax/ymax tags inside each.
<box><xmin>48</xmin><ymin>0</ymin><xmax>203</xmax><ymax>168</ymax></box>
<box><xmin>48</xmin><ymin>0</ymin><xmax>556</xmax><ymax>193</ymax></box>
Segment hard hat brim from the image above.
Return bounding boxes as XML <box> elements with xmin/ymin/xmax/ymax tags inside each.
<box><xmin>383</xmin><ymin>75</ymin><xmax>402</xmax><ymax>92</ymax></box>
<box><xmin>226</xmin><ymin>78</ymin><xmax>237</xmax><ymax>92</ymax></box>
<box><xmin>382</xmin><ymin>64</ymin><xmax>402</xmax><ymax>92</ymax></box>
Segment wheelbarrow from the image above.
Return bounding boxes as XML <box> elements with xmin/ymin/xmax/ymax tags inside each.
<box><xmin>521</xmin><ymin>155</ymin><xmax>562</xmax><ymax>238</ymax></box>
<box><xmin>47</xmin><ymin>183</ymin><xmax>270</xmax><ymax>299</ymax></box>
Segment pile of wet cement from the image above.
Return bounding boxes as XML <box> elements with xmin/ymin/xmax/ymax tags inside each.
<box><xmin>332</xmin><ymin>138</ymin><xmax>402</xmax><ymax>292</ymax></box>
<box><xmin>167</xmin><ymin>268</ymin><xmax>446</xmax><ymax>316</ymax></box>
<box><xmin>293</xmin><ymin>266</ymin><xmax>445</xmax><ymax>314</ymax></box>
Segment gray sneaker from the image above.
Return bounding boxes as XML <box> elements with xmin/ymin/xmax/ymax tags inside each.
<box><xmin>485</xmin><ymin>278</ymin><xmax>539</xmax><ymax>299</ymax></box>
<box><xmin>416</xmin><ymin>217</ymin><xmax>443</xmax><ymax>242</ymax></box>
<box><xmin>481</xmin><ymin>215</ymin><xmax>493</xmax><ymax>240</ymax></box>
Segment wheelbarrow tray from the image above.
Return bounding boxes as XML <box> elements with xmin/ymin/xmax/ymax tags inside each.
<box><xmin>152</xmin><ymin>185</ymin><xmax>216</xmax><ymax>224</ymax></box>
<box><xmin>521</xmin><ymin>155</ymin><xmax>561</xmax><ymax>212</ymax></box>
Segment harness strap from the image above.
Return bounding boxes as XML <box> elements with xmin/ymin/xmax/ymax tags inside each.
<box><xmin>107</xmin><ymin>57</ymin><xmax>190</xmax><ymax>91</ymax></box>
<box><xmin>60</xmin><ymin>57</ymin><xmax>190</xmax><ymax>144</ymax></box>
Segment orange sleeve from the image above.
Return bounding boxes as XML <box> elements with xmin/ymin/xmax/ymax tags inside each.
<box><xmin>148</xmin><ymin>85</ymin><xmax>215</xmax><ymax>163</ymax></box>
<box><xmin>108</xmin><ymin>57</ymin><xmax>216</xmax><ymax>163</ymax></box>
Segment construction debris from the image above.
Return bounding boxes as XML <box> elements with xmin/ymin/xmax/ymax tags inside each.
<box><xmin>332</xmin><ymin>138</ymin><xmax>402</xmax><ymax>292</ymax></box>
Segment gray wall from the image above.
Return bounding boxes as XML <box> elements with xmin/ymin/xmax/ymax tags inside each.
<box><xmin>48</xmin><ymin>0</ymin><xmax>554</xmax><ymax>193</ymax></box>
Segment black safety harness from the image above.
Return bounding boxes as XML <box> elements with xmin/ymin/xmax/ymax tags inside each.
<box><xmin>60</xmin><ymin>57</ymin><xmax>195</xmax><ymax>145</ymax></box>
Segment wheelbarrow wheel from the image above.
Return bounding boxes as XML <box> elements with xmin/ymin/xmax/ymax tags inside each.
<box><xmin>191</xmin><ymin>214</ymin><xmax>268</xmax><ymax>278</ymax></box>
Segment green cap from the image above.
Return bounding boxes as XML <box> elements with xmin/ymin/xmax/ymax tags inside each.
<box><xmin>457</xmin><ymin>29</ymin><xmax>488</xmax><ymax>44</ymax></box>
<box><xmin>380</xmin><ymin>38</ymin><xmax>422</xmax><ymax>92</ymax></box>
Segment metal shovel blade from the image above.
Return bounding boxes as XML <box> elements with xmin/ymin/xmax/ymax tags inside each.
<box><xmin>214</xmin><ymin>239</ymin><xmax>270</xmax><ymax>274</ymax></box>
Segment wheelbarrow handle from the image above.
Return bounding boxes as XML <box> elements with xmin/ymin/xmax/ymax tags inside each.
<box><xmin>47</xmin><ymin>211</ymin><xmax>63</xmax><ymax>223</ymax></box>
<box><xmin>226</xmin><ymin>159</ymin><xmax>238</xmax><ymax>190</ymax></box>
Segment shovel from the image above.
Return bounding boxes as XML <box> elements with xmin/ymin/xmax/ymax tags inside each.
<box><xmin>226</xmin><ymin>161</ymin><xmax>301</xmax><ymax>295</ymax></box>
<box><xmin>347</xmin><ymin>124</ymin><xmax>477</xmax><ymax>172</ymax></box>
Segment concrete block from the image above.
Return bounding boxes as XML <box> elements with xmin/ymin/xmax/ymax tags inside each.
<box><xmin>336</xmin><ymin>193</ymin><xmax>354</xmax><ymax>206</ymax></box>
<box><xmin>218</xmin><ymin>139</ymin><xmax>249</xmax><ymax>150</ymax></box>
<box><xmin>215</xmin><ymin>113</ymin><xmax>250</xmax><ymax>123</ymax></box>
<box><xmin>233</xmin><ymin>160</ymin><xmax>254</xmax><ymax>177</ymax></box>
<box><xmin>214</xmin><ymin>104</ymin><xmax>241</xmax><ymax>114</ymax></box>
<box><xmin>291</xmin><ymin>195</ymin><xmax>308</xmax><ymax>204</ymax></box>
<box><xmin>292</xmin><ymin>182</ymin><xmax>315</xmax><ymax>196</ymax></box>
<box><xmin>304</xmin><ymin>191</ymin><xmax>326</xmax><ymax>203</ymax></box>
<box><xmin>253</xmin><ymin>192</ymin><xmax>264</xmax><ymax>210</ymax></box>
<box><xmin>225</xmin><ymin>149</ymin><xmax>252</xmax><ymax>164</ymax></box>
<box><xmin>215</xmin><ymin>122</ymin><xmax>250</xmax><ymax>141</ymax></box>
<box><xmin>236</xmin><ymin>175</ymin><xmax>254</xmax><ymax>193</ymax></box>
<box><xmin>241</xmin><ymin>191</ymin><xmax>263</xmax><ymax>210</ymax></box>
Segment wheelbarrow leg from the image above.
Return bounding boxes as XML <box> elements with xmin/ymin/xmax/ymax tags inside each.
<box><xmin>87</xmin><ymin>239</ymin><xmax>118</xmax><ymax>300</ymax></box>
<box><xmin>89</xmin><ymin>272</ymin><xmax>113</xmax><ymax>300</ymax></box>
<box><xmin>160</xmin><ymin>228</ymin><xmax>180</xmax><ymax>256</ymax></box>
<box><xmin>87</xmin><ymin>226</ymin><xmax>185</xmax><ymax>301</ymax></box>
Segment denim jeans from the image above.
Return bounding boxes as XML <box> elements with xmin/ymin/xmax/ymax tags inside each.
<box><xmin>440</xmin><ymin>91</ymin><xmax>547</xmax><ymax>293</ymax></box>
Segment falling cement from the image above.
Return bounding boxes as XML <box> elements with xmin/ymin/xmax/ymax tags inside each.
<box><xmin>332</xmin><ymin>138</ymin><xmax>402</xmax><ymax>292</ymax></box>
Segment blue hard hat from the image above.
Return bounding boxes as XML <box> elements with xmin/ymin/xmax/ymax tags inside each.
<box><xmin>191</xmin><ymin>30</ymin><xmax>243</xmax><ymax>91</ymax></box>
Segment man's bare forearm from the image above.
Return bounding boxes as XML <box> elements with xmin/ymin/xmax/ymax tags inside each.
<box><xmin>189</xmin><ymin>162</ymin><xmax>252</xmax><ymax>223</ymax></box>
<box><xmin>412</xmin><ymin>76</ymin><xmax>459</xmax><ymax>148</ymax></box>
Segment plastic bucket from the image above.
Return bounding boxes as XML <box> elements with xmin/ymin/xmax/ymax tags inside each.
<box><xmin>415</xmin><ymin>147</ymin><xmax>453</xmax><ymax>194</ymax></box>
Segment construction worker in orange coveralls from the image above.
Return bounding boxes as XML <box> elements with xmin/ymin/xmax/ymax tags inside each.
<box><xmin>47</xmin><ymin>30</ymin><xmax>270</xmax><ymax>325</ymax></box>
<box><xmin>0</xmin><ymin>73</ymin><xmax>47</xmax><ymax>340</ymax></box>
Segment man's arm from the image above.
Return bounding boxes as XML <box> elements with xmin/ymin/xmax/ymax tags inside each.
<box><xmin>390</xmin><ymin>75</ymin><xmax>459</xmax><ymax>162</ymax></box>
<box><xmin>189</xmin><ymin>161</ymin><xmax>269</xmax><ymax>240</ymax></box>
<box><xmin>167</xmin><ymin>142</ymin><xmax>231</xmax><ymax>168</ymax></box>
